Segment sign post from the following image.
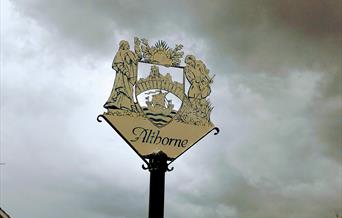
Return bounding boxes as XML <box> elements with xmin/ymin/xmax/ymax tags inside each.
<box><xmin>98</xmin><ymin>37</ymin><xmax>219</xmax><ymax>218</ymax></box>
<box><xmin>144</xmin><ymin>152</ymin><xmax>169</xmax><ymax>218</ymax></box>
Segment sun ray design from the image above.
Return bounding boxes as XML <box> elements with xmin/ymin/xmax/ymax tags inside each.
<box><xmin>155</xmin><ymin>40</ymin><xmax>170</xmax><ymax>51</ymax></box>
<box><xmin>139</xmin><ymin>38</ymin><xmax>184</xmax><ymax>67</ymax></box>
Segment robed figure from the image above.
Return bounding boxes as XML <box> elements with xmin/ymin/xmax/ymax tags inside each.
<box><xmin>104</xmin><ymin>39</ymin><xmax>141</xmax><ymax>111</ymax></box>
<box><xmin>184</xmin><ymin>55</ymin><xmax>212</xmax><ymax>102</ymax></box>
<box><xmin>181</xmin><ymin>55</ymin><xmax>214</xmax><ymax>123</ymax></box>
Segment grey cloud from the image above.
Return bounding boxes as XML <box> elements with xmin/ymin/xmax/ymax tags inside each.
<box><xmin>11</xmin><ymin>0</ymin><xmax>190</xmax><ymax>58</ymax></box>
<box><xmin>12</xmin><ymin>0</ymin><xmax>341</xmax><ymax>72</ymax></box>
<box><xmin>3</xmin><ymin>0</ymin><xmax>341</xmax><ymax>218</ymax></box>
<box><xmin>184</xmin><ymin>0</ymin><xmax>341</xmax><ymax>70</ymax></box>
<box><xmin>312</xmin><ymin>70</ymin><xmax>342</xmax><ymax>164</ymax></box>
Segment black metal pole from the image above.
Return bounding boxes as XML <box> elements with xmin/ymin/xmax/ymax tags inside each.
<box><xmin>143</xmin><ymin>152</ymin><xmax>169</xmax><ymax>218</ymax></box>
<box><xmin>149</xmin><ymin>165</ymin><xmax>166</xmax><ymax>218</ymax></box>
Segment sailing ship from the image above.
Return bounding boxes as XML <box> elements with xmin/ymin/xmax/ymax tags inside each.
<box><xmin>142</xmin><ymin>90</ymin><xmax>177</xmax><ymax>127</ymax></box>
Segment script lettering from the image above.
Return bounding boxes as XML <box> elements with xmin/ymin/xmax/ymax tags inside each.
<box><xmin>131</xmin><ymin>127</ymin><xmax>188</xmax><ymax>148</ymax></box>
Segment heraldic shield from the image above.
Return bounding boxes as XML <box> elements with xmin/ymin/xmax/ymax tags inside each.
<box><xmin>98</xmin><ymin>37</ymin><xmax>219</xmax><ymax>162</ymax></box>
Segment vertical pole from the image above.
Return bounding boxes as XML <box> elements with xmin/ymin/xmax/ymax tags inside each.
<box><xmin>149</xmin><ymin>165</ymin><xmax>166</xmax><ymax>218</ymax></box>
<box><xmin>145</xmin><ymin>152</ymin><xmax>168</xmax><ymax>218</ymax></box>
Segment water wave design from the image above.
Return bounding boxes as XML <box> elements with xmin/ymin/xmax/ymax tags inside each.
<box><xmin>142</xmin><ymin>108</ymin><xmax>177</xmax><ymax>127</ymax></box>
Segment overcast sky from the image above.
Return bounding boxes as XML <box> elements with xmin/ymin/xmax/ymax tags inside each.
<box><xmin>1</xmin><ymin>0</ymin><xmax>341</xmax><ymax>217</ymax></box>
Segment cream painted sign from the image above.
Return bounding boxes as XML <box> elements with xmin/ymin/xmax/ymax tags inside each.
<box><xmin>98</xmin><ymin>37</ymin><xmax>218</xmax><ymax>161</ymax></box>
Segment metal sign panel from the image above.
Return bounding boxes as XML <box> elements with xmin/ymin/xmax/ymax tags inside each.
<box><xmin>98</xmin><ymin>37</ymin><xmax>218</xmax><ymax>162</ymax></box>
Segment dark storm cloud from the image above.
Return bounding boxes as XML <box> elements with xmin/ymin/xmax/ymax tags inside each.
<box><xmin>4</xmin><ymin>0</ymin><xmax>341</xmax><ymax>218</ymax></box>
<box><xmin>11</xmin><ymin>0</ymin><xmax>190</xmax><ymax>58</ymax></box>
<box><xmin>186</xmin><ymin>0</ymin><xmax>341</xmax><ymax>71</ymax></box>
<box><xmin>12</xmin><ymin>0</ymin><xmax>341</xmax><ymax>71</ymax></box>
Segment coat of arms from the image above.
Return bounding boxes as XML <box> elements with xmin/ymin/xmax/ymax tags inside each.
<box><xmin>98</xmin><ymin>37</ymin><xmax>219</xmax><ymax>162</ymax></box>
